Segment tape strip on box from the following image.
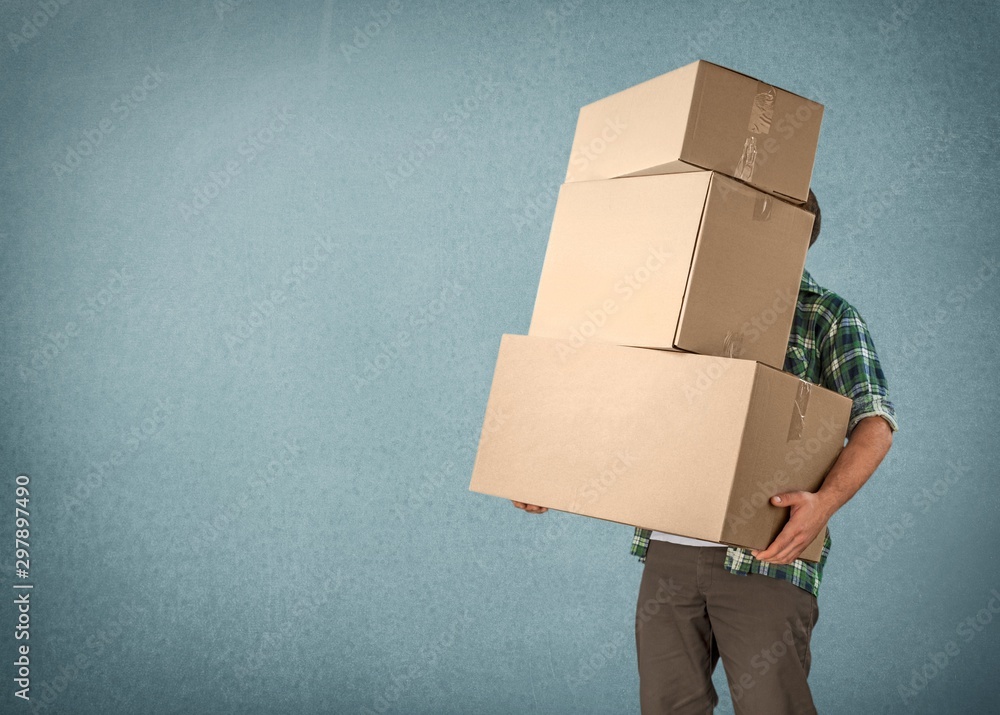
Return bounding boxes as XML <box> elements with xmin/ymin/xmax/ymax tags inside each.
<box><xmin>753</xmin><ymin>194</ymin><xmax>772</xmax><ymax>221</ymax></box>
<box><xmin>787</xmin><ymin>381</ymin><xmax>812</xmax><ymax>441</ymax></box>
<box><xmin>748</xmin><ymin>81</ymin><xmax>776</xmax><ymax>134</ymax></box>
<box><xmin>735</xmin><ymin>82</ymin><xmax>776</xmax><ymax>183</ymax></box>
<box><xmin>723</xmin><ymin>330</ymin><xmax>744</xmax><ymax>359</ymax></box>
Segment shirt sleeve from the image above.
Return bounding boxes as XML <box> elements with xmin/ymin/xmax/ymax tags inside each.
<box><xmin>818</xmin><ymin>305</ymin><xmax>898</xmax><ymax>436</ymax></box>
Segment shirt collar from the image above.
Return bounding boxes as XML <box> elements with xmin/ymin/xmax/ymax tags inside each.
<box><xmin>800</xmin><ymin>268</ymin><xmax>824</xmax><ymax>295</ymax></box>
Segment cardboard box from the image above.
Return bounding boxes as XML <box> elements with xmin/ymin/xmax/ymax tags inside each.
<box><xmin>527</xmin><ymin>171</ymin><xmax>813</xmax><ymax>370</ymax></box>
<box><xmin>565</xmin><ymin>60</ymin><xmax>823</xmax><ymax>204</ymax></box>
<box><xmin>469</xmin><ymin>335</ymin><xmax>851</xmax><ymax>562</ymax></box>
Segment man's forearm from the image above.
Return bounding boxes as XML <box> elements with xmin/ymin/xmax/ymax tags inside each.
<box><xmin>816</xmin><ymin>415</ymin><xmax>894</xmax><ymax>519</ymax></box>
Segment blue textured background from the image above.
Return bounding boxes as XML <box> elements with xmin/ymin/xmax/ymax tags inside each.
<box><xmin>1</xmin><ymin>1</ymin><xmax>998</xmax><ymax>713</ymax></box>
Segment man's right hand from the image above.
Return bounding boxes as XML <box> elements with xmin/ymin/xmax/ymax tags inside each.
<box><xmin>511</xmin><ymin>500</ymin><xmax>548</xmax><ymax>514</ymax></box>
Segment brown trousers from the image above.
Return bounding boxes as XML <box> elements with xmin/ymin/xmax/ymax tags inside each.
<box><xmin>635</xmin><ymin>539</ymin><xmax>820</xmax><ymax>714</ymax></box>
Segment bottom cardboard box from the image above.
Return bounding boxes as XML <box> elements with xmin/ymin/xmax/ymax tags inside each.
<box><xmin>469</xmin><ymin>334</ymin><xmax>852</xmax><ymax>562</ymax></box>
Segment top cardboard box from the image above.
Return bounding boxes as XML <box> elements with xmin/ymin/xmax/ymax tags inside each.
<box><xmin>565</xmin><ymin>60</ymin><xmax>823</xmax><ymax>204</ymax></box>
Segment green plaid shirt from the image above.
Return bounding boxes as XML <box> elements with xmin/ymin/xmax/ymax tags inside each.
<box><xmin>630</xmin><ymin>269</ymin><xmax>898</xmax><ymax>598</ymax></box>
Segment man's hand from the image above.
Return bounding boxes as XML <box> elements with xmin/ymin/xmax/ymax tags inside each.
<box><xmin>752</xmin><ymin>415</ymin><xmax>894</xmax><ymax>564</ymax></box>
<box><xmin>511</xmin><ymin>500</ymin><xmax>548</xmax><ymax>514</ymax></box>
<box><xmin>751</xmin><ymin>491</ymin><xmax>831</xmax><ymax>564</ymax></box>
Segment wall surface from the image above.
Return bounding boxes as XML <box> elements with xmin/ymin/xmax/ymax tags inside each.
<box><xmin>1</xmin><ymin>0</ymin><xmax>998</xmax><ymax>713</ymax></box>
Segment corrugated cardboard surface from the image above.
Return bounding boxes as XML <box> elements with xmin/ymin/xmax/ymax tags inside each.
<box><xmin>723</xmin><ymin>364</ymin><xmax>851</xmax><ymax>561</ymax></box>
<box><xmin>469</xmin><ymin>335</ymin><xmax>850</xmax><ymax>559</ymax></box>
<box><xmin>674</xmin><ymin>173</ymin><xmax>812</xmax><ymax>366</ymax></box>
<box><xmin>470</xmin><ymin>335</ymin><xmax>753</xmax><ymax>542</ymax></box>
<box><xmin>684</xmin><ymin>62</ymin><xmax>824</xmax><ymax>204</ymax></box>
<box><xmin>528</xmin><ymin>172</ymin><xmax>811</xmax><ymax>368</ymax></box>
<box><xmin>528</xmin><ymin>172</ymin><xmax>709</xmax><ymax>350</ymax></box>
<box><xmin>564</xmin><ymin>61</ymin><xmax>699</xmax><ymax>184</ymax></box>
<box><xmin>564</xmin><ymin>60</ymin><xmax>823</xmax><ymax>203</ymax></box>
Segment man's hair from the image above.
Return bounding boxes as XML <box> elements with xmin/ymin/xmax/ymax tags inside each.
<box><xmin>805</xmin><ymin>189</ymin><xmax>821</xmax><ymax>247</ymax></box>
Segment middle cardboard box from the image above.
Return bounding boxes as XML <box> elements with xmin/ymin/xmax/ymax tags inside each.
<box><xmin>528</xmin><ymin>170</ymin><xmax>814</xmax><ymax>369</ymax></box>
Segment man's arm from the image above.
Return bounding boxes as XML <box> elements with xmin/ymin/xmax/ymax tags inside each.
<box><xmin>751</xmin><ymin>415</ymin><xmax>894</xmax><ymax>564</ymax></box>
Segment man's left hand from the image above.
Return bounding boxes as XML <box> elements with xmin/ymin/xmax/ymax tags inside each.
<box><xmin>751</xmin><ymin>491</ymin><xmax>831</xmax><ymax>564</ymax></box>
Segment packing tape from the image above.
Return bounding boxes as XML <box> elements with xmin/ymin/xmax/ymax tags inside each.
<box><xmin>734</xmin><ymin>82</ymin><xmax>776</xmax><ymax>184</ymax></box>
<box><xmin>753</xmin><ymin>194</ymin><xmax>772</xmax><ymax>221</ymax></box>
<box><xmin>735</xmin><ymin>136</ymin><xmax>757</xmax><ymax>181</ymax></box>
<box><xmin>748</xmin><ymin>81</ymin><xmax>776</xmax><ymax>135</ymax></box>
<box><xmin>787</xmin><ymin>381</ymin><xmax>811</xmax><ymax>441</ymax></box>
<box><xmin>723</xmin><ymin>330</ymin><xmax>744</xmax><ymax>359</ymax></box>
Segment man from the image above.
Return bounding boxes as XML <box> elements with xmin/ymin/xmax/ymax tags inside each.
<box><xmin>512</xmin><ymin>190</ymin><xmax>898</xmax><ymax>714</ymax></box>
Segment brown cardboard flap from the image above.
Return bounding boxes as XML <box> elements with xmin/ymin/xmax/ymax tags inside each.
<box><xmin>723</xmin><ymin>366</ymin><xmax>850</xmax><ymax>561</ymax></box>
<box><xmin>673</xmin><ymin>174</ymin><xmax>812</xmax><ymax>368</ymax></box>
<box><xmin>682</xmin><ymin>62</ymin><xmax>824</xmax><ymax>203</ymax></box>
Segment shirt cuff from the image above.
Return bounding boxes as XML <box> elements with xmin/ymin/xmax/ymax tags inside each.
<box><xmin>849</xmin><ymin>393</ymin><xmax>898</xmax><ymax>435</ymax></box>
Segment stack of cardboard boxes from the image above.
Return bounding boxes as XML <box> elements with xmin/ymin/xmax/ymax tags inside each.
<box><xmin>469</xmin><ymin>60</ymin><xmax>852</xmax><ymax>562</ymax></box>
